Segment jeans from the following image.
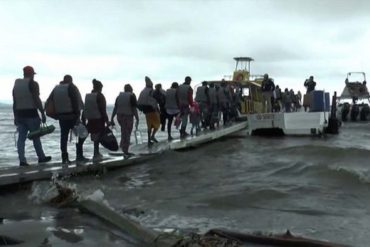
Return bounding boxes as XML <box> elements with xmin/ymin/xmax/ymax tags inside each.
<box><xmin>59</xmin><ymin>119</ymin><xmax>85</xmax><ymax>155</ymax></box>
<box><xmin>16</xmin><ymin>117</ymin><xmax>46</xmax><ymax>163</ymax></box>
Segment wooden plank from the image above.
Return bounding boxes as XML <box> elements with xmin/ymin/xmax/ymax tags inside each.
<box><xmin>0</xmin><ymin>121</ymin><xmax>247</xmax><ymax>188</ymax></box>
<box><xmin>170</xmin><ymin>121</ymin><xmax>248</xmax><ymax>150</ymax></box>
<box><xmin>0</xmin><ymin>155</ymin><xmax>154</xmax><ymax>187</ymax></box>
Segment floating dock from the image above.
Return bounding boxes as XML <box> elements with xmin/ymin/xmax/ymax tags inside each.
<box><xmin>0</xmin><ymin>121</ymin><xmax>248</xmax><ymax>189</ymax></box>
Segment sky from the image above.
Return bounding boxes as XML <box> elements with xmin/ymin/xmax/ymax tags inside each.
<box><xmin>1</xmin><ymin>0</ymin><xmax>370</xmax><ymax>104</ymax></box>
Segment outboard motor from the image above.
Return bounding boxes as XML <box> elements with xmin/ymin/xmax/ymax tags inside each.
<box><xmin>360</xmin><ymin>104</ymin><xmax>370</xmax><ymax>121</ymax></box>
<box><xmin>341</xmin><ymin>103</ymin><xmax>350</xmax><ymax>121</ymax></box>
<box><xmin>351</xmin><ymin>104</ymin><xmax>360</xmax><ymax>121</ymax></box>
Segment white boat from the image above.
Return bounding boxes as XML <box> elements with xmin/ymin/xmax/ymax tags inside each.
<box><xmin>336</xmin><ymin>72</ymin><xmax>370</xmax><ymax>121</ymax></box>
<box><xmin>247</xmin><ymin>89</ymin><xmax>340</xmax><ymax>136</ymax></box>
<box><xmin>247</xmin><ymin>111</ymin><xmax>331</xmax><ymax>136</ymax></box>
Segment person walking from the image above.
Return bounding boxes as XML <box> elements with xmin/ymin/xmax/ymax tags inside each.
<box><xmin>84</xmin><ymin>79</ymin><xmax>109</xmax><ymax>162</ymax></box>
<box><xmin>12</xmin><ymin>66</ymin><xmax>51</xmax><ymax>166</ymax></box>
<box><xmin>217</xmin><ymin>81</ymin><xmax>230</xmax><ymax>125</ymax></box>
<box><xmin>111</xmin><ymin>84</ymin><xmax>139</xmax><ymax>158</ymax></box>
<box><xmin>261</xmin><ymin>73</ymin><xmax>275</xmax><ymax>113</ymax></box>
<box><xmin>46</xmin><ymin>75</ymin><xmax>87</xmax><ymax>164</ymax></box>
<box><xmin>178</xmin><ymin>76</ymin><xmax>194</xmax><ymax>138</ymax></box>
<box><xmin>208</xmin><ymin>82</ymin><xmax>218</xmax><ymax>130</ymax></box>
<box><xmin>195</xmin><ymin>81</ymin><xmax>209</xmax><ymax>129</ymax></box>
<box><xmin>152</xmin><ymin>84</ymin><xmax>166</xmax><ymax>132</ymax></box>
<box><xmin>137</xmin><ymin>76</ymin><xmax>160</xmax><ymax>146</ymax></box>
<box><xmin>165</xmin><ymin>82</ymin><xmax>180</xmax><ymax>141</ymax></box>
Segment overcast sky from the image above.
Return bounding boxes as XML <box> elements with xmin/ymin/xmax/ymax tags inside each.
<box><xmin>1</xmin><ymin>0</ymin><xmax>369</xmax><ymax>104</ymax></box>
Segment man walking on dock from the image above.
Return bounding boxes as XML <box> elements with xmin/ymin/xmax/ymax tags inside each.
<box><xmin>178</xmin><ymin>76</ymin><xmax>194</xmax><ymax>138</ymax></box>
<box><xmin>12</xmin><ymin>66</ymin><xmax>51</xmax><ymax>166</ymax></box>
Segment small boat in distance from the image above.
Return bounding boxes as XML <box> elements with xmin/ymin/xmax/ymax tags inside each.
<box><xmin>337</xmin><ymin>72</ymin><xmax>370</xmax><ymax>121</ymax></box>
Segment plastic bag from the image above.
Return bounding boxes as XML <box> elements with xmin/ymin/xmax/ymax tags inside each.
<box><xmin>73</xmin><ymin>123</ymin><xmax>88</xmax><ymax>139</ymax></box>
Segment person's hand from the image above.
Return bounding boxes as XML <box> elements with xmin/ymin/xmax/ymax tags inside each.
<box><xmin>135</xmin><ymin>120</ymin><xmax>139</xmax><ymax>130</ymax></box>
<box><xmin>41</xmin><ymin>113</ymin><xmax>46</xmax><ymax>123</ymax></box>
<box><xmin>14</xmin><ymin>118</ymin><xmax>18</xmax><ymax>126</ymax></box>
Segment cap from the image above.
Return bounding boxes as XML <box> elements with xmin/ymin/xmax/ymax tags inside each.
<box><xmin>23</xmin><ymin>66</ymin><xmax>36</xmax><ymax>75</ymax></box>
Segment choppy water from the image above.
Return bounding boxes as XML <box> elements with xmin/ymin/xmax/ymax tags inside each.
<box><xmin>1</xmin><ymin>104</ymin><xmax>370</xmax><ymax>246</ymax></box>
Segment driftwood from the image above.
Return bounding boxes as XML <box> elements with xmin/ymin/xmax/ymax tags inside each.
<box><xmin>48</xmin><ymin>184</ymin><xmax>350</xmax><ymax>247</ymax></box>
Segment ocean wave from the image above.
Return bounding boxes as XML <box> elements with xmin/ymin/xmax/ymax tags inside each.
<box><xmin>276</xmin><ymin>144</ymin><xmax>370</xmax><ymax>159</ymax></box>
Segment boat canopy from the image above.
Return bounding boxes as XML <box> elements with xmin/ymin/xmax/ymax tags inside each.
<box><xmin>340</xmin><ymin>72</ymin><xmax>369</xmax><ymax>100</ymax></box>
<box><xmin>339</xmin><ymin>83</ymin><xmax>370</xmax><ymax>100</ymax></box>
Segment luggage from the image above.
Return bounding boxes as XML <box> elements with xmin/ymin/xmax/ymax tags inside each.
<box><xmin>27</xmin><ymin>124</ymin><xmax>55</xmax><ymax>140</ymax></box>
<box><xmin>99</xmin><ymin>127</ymin><xmax>119</xmax><ymax>151</ymax></box>
<box><xmin>44</xmin><ymin>99</ymin><xmax>57</xmax><ymax>120</ymax></box>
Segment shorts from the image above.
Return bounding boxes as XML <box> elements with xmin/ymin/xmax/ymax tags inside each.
<box><xmin>145</xmin><ymin>112</ymin><xmax>160</xmax><ymax>130</ymax></box>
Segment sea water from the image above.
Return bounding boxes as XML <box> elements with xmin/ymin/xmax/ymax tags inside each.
<box><xmin>1</xmin><ymin>104</ymin><xmax>370</xmax><ymax>246</ymax></box>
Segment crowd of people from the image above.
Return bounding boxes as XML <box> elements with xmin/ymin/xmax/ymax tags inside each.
<box><xmin>12</xmin><ymin>66</ymin><xmax>240</xmax><ymax>167</ymax></box>
<box><xmin>260</xmin><ymin>73</ymin><xmax>317</xmax><ymax>113</ymax></box>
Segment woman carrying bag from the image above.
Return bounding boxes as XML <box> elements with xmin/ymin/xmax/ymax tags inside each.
<box><xmin>83</xmin><ymin>79</ymin><xmax>110</xmax><ymax>162</ymax></box>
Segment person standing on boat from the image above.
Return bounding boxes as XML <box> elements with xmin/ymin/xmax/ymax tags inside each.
<box><xmin>45</xmin><ymin>75</ymin><xmax>87</xmax><ymax>164</ymax></box>
<box><xmin>12</xmin><ymin>66</ymin><xmax>52</xmax><ymax>166</ymax></box>
<box><xmin>261</xmin><ymin>73</ymin><xmax>275</xmax><ymax>113</ymax></box>
<box><xmin>195</xmin><ymin>81</ymin><xmax>209</xmax><ymax>129</ymax></box>
<box><xmin>165</xmin><ymin>82</ymin><xmax>180</xmax><ymax>141</ymax></box>
<box><xmin>111</xmin><ymin>84</ymin><xmax>139</xmax><ymax>158</ymax></box>
<box><xmin>178</xmin><ymin>76</ymin><xmax>194</xmax><ymax>138</ymax></box>
<box><xmin>152</xmin><ymin>84</ymin><xmax>166</xmax><ymax>132</ymax></box>
<box><xmin>304</xmin><ymin>76</ymin><xmax>316</xmax><ymax>93</ymax></box>
<box><xmin>282</xmin><ymin>88</ymin><xmax>292</xmax><ymax>112</ymax></box>
<box><xmin>137</xmin><ymin>76</ymin><xmax>160</xmax><ymax>146</ymax></box>
<box><xmin>84</xmin><ymin>79</ymin><xmax>109</xmax><ymax>162</ymax></box>
<box><xmin>274</xmin><ymin>85</ymin><xmax>282</xmax><ymax>112</ymax></box>
<box><xmin>303</xmin><ymin>76</ymin><xmax>316</xmax><ymax>111</ymax></box>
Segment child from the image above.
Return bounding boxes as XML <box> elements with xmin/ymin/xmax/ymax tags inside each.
<box><xmin>190</xmin><ymin>102</ymin><xmax>201</xmax><ymax>136</ymax></box>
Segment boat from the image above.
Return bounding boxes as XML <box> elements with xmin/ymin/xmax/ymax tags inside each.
<box><xmin>202</xmin><ymin>57</ymin><xmax>266</xmax><ymax>121</ymax></box>
<box><xmin>248</xmin><ymin>90</ymin><xmax>340</xmax><ymax>136</ymax></box>
<box><xmin>336</xmin><ymin>72</ymin><xmax>370</xmax><ymax>121</ymax></box>
<box><xmin>205</xmin><ymin>57</ymin><xmax>339</xmax><ymax>136</ymax></box>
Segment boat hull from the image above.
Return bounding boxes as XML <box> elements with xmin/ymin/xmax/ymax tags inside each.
<box><xmin>247</xmin><ymin>112</ymin><xmax>330</xmax><ymax>136</ymax></box>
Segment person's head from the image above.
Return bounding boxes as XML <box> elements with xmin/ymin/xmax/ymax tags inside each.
<box><xmin>171</xmin><ymin>82</ymin><xmax>179</xmax><ymax>89</ymax></box>
<box><xmin>285</xmin><ymin>88</ymin><xmax>288</xmax><ymax>92</ymax></box>
<box><xmin>263</xmin><ymin>73</ymin><xmax>269</xmax><ymax>80</ymax></box>
<box><xmin>185</xmin><ymin>76</ymin><xmax>192</xmax><ymax>84</ymax></box>
<box><xmin>276</xmin><ymin>85</ymin><xmax>279</xmax><ymax>89</ymax></box>
<box><xmin>92</xmin><ymin>78</ymin><xmax>103</xmax><ymax>91</ymax></box>
<box><xmin>145</xmin><ymin>76</ymin><xmax>153</xmax><ymax>88</ymax></box>
<box><xmin>210</xmin><ymin>82</ymin><xmax>215</xmax><ymax>88</ymax></box>
<box><xmin>202</xmin><ymin>81</ymin><xmax>207</xmax><ymax>86</ymax></box>
<box><xmin>155</xmin><ymin>83</ymin><xmax>162</xmax><ymax>90</ymax></box>
<box><xmin>124</xmin><ymin>84</ymin><xmax>133</xmax><ymax>93</ymax></box>
<box><xmin>23</xmin><ymin>66</ymin><xmax>36</xmax><ymax>78</ymax></box>
<box><xmin>309</xmin><ymin>76</ymin><xmax>314</xmax><ymax>81</ymax></box>
<box><xmin>63</xmin><ymin>75</ymin><xmax>73</xmax><ymax>84</ymax></box>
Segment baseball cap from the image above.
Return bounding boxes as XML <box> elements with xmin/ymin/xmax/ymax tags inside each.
<box><xmin>23</xmin><ymin>66</ymin><xmax>36</xmax><ymax>75</ymax></box>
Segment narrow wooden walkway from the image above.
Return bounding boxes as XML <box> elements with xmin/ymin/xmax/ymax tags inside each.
<box><xmin>0</xmin><ymin>121</ymin><xmax>247</xmax><ymax>188</ymax></box>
